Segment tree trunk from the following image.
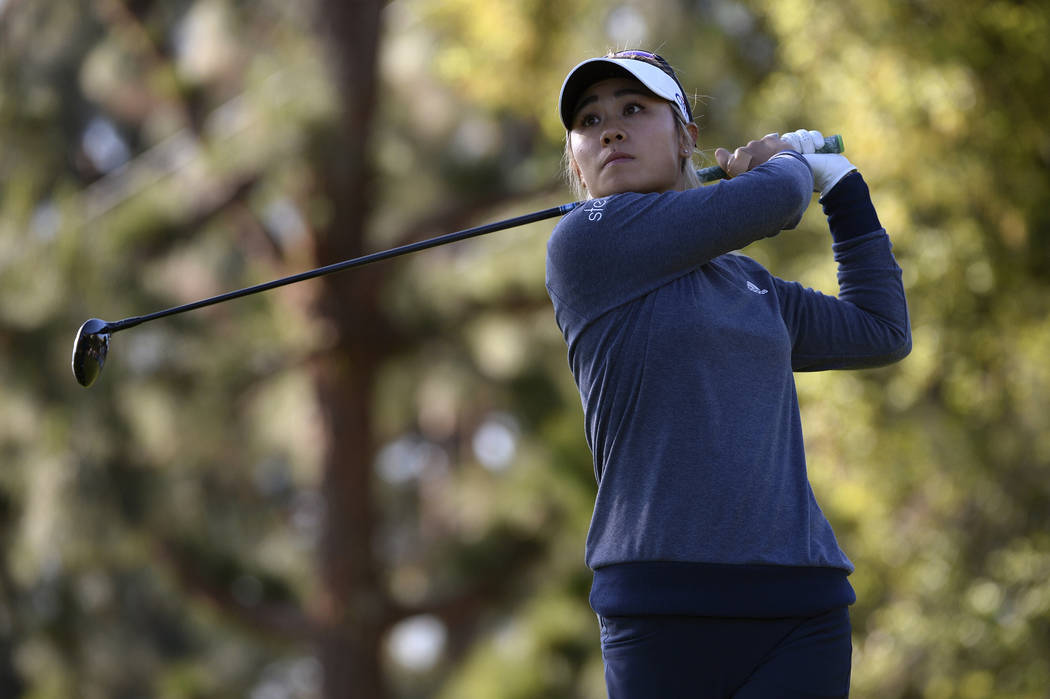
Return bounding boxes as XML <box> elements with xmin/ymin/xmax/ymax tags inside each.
<box><xmin>311</xmin><ymin>1</ymin><xmax>389</xmax><ymax>697</ymax></box>
<box><xmin>315</xmin><ymin>347</ymin><xmax>387</xmax><ymax>698</ymax></box>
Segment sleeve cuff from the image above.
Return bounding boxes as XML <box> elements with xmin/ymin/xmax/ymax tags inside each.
<box><xmin>820</xmin><ymin>172</ymin><xmax>882</xmax><ymax>242</ymax></box>
<box><xmin>770</xmin><ymin>149</ymin><xmax>811</xmax><ymax>169</ymax></box>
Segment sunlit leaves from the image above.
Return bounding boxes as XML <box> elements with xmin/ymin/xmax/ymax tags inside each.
<box><xmin>4</xmin><ymin>0</ymin><xmax>1050</xmax><ymax>696</ymax></box>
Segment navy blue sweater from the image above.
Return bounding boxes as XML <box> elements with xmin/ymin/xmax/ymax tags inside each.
<box><xmin>545</xmin><ymin>152</ymin><xmax>910</xmax><ymax>617</ymax></box>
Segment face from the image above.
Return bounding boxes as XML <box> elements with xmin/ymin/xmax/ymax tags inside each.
<box><xmin>568</xmin><ymin>77</ymin><xmax>697</xmax><ymax>198</ymax></box>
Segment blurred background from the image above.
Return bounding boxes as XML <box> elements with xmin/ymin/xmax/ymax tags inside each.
<box><xmin>1</xmin><ymin>0</ymin><xmax>1049</xmax><ymax>697</ymax></box>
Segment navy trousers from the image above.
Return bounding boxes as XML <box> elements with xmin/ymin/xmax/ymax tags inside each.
<box><xmin>599</xmin><ymin>607</ymin><xmax>852</xmax><ymax>698</ymax></box>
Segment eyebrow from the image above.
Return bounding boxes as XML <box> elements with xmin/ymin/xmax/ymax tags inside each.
<box><xmin>572</xmin><ymin>88</ymin><xmax>652</xmax><ymax>120</ymax></box>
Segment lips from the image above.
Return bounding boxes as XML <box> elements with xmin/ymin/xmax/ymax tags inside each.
<box><xmin>602</xmin><ymin>152</ymin><xmax>634</xmax><ymax>168</ymax></box>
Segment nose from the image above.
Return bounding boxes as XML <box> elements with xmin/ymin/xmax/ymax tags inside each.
<box><xmin>601</xmin><ymin>126</ymin><xmax>625</xmax><ymax>145</ymax></box>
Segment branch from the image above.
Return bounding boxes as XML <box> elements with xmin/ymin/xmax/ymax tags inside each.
<box><xmin>383</xmin><ymin>525</ymin><xmax>548</xmax><ymax>630</ymax></box>
<box><xmin>156</xmin><ymin>537</ymin><xmax>314</xmax><ymax>641</ymax></box>
<box><xmin>360</xmin><ymin>180</ymin><xmax>568</xmax><ymax>350</ymax></box>
<box><xmin>389</xmin><ymin>179</ymin><xmax>568</xmax><ymax>251</ymax></box>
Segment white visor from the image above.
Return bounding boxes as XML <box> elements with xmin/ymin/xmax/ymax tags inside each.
<box><xmin>558</xmin><ymin>57</ymin><xmax>691</xmax><ymax>129</ymax></box>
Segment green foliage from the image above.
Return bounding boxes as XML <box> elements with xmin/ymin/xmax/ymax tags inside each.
<box><xmin>745</xmin><ymin>0</ymin><xmax>1050</xmax><ymax>695</ymax></box>
<box><xmin>2</xmin><ymin>0</ymin><xmax>1049</xmax><ymax>697</ymax></box>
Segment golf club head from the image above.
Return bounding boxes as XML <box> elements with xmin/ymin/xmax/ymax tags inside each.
<box><xmin>72</xmin><ymin>318</ymin><xmax>112</xmax><ymax>387</ymax></box>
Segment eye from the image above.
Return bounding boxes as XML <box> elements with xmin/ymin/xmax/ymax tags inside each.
<box><xmin>623</xmin><ymin>102</ymin><xmax>645</xmax><ymax>116</ymax></box>
<box><xmin>577</xmin><ymin>113</ymin><xmax>600</xmax><ymax>128</ymax></box>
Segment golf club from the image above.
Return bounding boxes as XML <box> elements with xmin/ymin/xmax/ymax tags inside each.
<box><xmin>72</xmin><ymin>134</ymin><xmax>844</xmax><ymax>387</ymax></box>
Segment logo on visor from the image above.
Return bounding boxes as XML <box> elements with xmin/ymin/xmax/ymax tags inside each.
<box><xmin>675</xmin><ymin>92</ymin><xmax>687</xmax><ymax>116</ymax></box>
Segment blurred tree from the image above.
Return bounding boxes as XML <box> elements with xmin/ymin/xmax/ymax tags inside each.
<box><xmin>3</xmin><ymin>0</ymin><xmax>598</xmax><ymax>697</ymax></box>
<box><xmin>739</xmin><ymin>0</ymin><xmax>1050</xmax><ymax>695</ymax></box>
<box><xmin>2</xmin><ymin>0</ymin><xmax>1049</xmax><ymax>697</ymax></box>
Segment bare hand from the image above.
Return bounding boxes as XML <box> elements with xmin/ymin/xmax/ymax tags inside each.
<box><xmin>715</xmin><ymin>134</ymin><xmax>794</xmax><ymax>178</ymax></box>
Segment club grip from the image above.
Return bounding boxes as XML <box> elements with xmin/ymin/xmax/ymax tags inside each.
<box><xmin>697</xmin><ymin>134</ymin><xmax>844</xmax><ymax>183</ymax></box>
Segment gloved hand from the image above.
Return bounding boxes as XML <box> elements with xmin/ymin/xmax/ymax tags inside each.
<box><xmin>780</xmin><ymin>128</ymin><xmax>856</xmax><ymax>197</ymax></box>
<box><xmin>780</xmin><ymin>128</ymin><xmax>824</xmax><ymax>154</ymax></box>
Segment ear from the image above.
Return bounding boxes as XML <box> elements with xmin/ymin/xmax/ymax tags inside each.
<box><xmin>681</xmin><ymin>122</ymin><xmax>699</xmax><ymax>153</ymax></box>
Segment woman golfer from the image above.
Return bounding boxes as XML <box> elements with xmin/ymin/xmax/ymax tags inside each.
<box><xmin>545</xmin><ymin>50</ymin><xmax>910</xmax><ymax>698</ymax></box>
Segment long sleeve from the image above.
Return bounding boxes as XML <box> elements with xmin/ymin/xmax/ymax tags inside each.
<box><xmin>776</xmin><ymin>172</ymin><xmax>912</xmax><ymax>371</ymax></box>
<box><xmin>546</xmin><ymin>151</ymin><xmax>812</xmax><ymax>337</ymax></box>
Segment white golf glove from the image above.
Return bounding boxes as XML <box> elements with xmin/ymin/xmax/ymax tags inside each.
<box><xmin>780</xmin><ymin>128</ymin><xmax>824</xmax><ymax>154</ymax></box>
<box><xmin>780</xmin><ymin>128</ymin><xmax>856</xmax><ymax>197</ymax></box>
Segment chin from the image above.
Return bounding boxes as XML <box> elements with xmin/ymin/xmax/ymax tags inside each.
<box><xmin>593</xmin><ymin>178</ymin><xmax>642</xmax><ymax>197</ymax></box>
<box><xmin>598</xmin><ymin>173</ymin><xmax>673</xmax><ymax>197</ymax></box>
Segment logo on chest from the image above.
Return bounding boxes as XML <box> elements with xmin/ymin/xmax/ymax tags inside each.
<box><xmin>746</xmin><ymin>280</ymin><xmax>769</xmax><ymax>295</ymax></box>
<box><xmin>583</xmin><ymin>197</ymin><xmax>609</xmax><ymax>222</ymax></box>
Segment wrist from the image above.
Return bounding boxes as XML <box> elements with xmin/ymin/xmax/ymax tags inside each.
<box><xmin>821</xmin><ymin>172</ymin><xmax>881</xmax><ymax>241</ymax></box>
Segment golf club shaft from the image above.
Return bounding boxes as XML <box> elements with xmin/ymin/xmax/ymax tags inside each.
<box><xmin>106</xmin><ymin>201</ymin><xmax>583</xmax><ymax>334</ymax></box>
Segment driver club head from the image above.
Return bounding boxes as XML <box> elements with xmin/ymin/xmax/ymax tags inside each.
<box><xmin>71</xmin><ymin>318</ymin><xmax>112</xmax><ymax>388</ymax></box>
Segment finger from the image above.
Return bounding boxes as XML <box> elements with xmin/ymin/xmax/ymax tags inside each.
<box><xmin>715</xmin><ymin>147</ymin><xmax>731</xmax><ymax>173</ymax></box>
<box><xmin>807</xmin><ymin>130</ymin><xmax>824</xmax><ymax>152</ymax></box>
<box><xmin>794</xmin><ymin>128</ymin><xmax>813</xmax><ymax>153</ymax></box>
<box><xmin>761</xmin><ymin>133</ymin><xmax>785</xmax><ymax>149</ymax></box>
<box><xmin>794</xmin><ymin>129</ymin><xmax>814</xmax><ymax>153</ymax></box>
<box><xmin>781</xmin><ymin>130</ymin><xmax>801</xmax><ymax>152</ymax></box>
<box><xmin>728</xmin><ymin>147</ymin><xmax>752</xmax><ymax>177</ymax></box>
